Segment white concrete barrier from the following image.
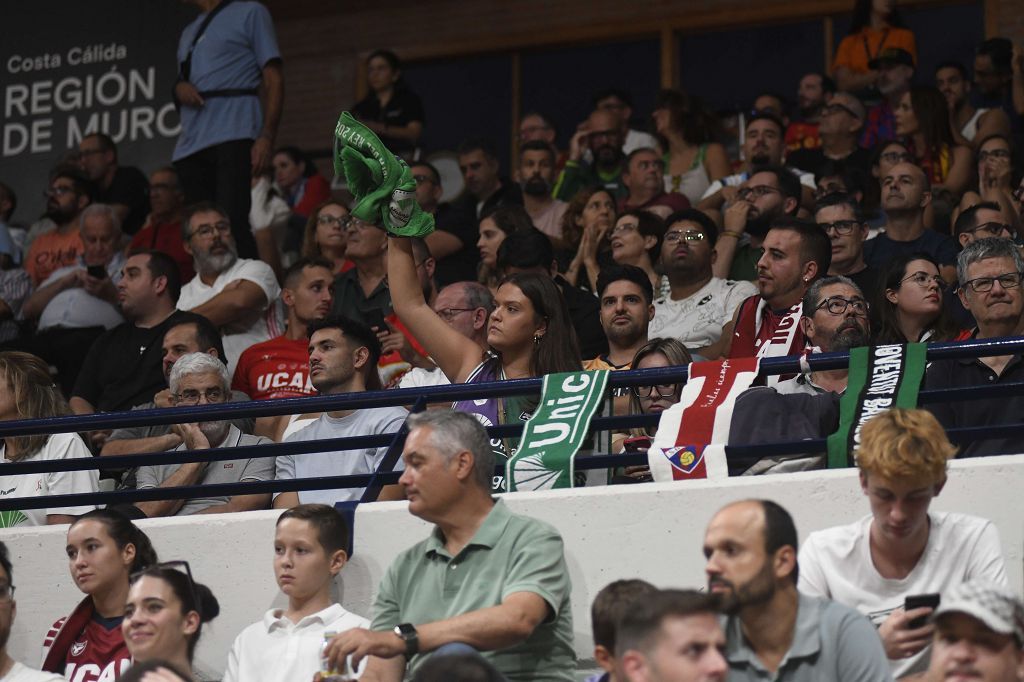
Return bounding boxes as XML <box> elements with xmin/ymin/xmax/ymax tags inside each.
<box><xmin>3</xmin><ymin>455</ymin><xmax>1023</xmax><ymax>679</ymax></box>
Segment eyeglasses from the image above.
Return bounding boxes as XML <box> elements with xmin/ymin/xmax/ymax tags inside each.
<box><xmin>880</xmin><ymin>151</ymin><xmax>913</xmax><ymax>164</ymax></box>
<box><xmin>130</xmin><ymin>561</ymin><xmax>200</xmax><ymax>615</ymax></box>
<box><xmin>173</xmin><ymin>387</ymin><xmax>225</xmax><ymax>405</ymax></box>
<box><xmin>960</xmin><ymin>271</ymin><xmax>1024</xmax><ymax>293</ymax></box>
<box><xmin>188</xmin><ymin>221</ymin><xmax>231</xmax><ymax>240</ymax></box>
<box><xmin>737</xmin><ymin>185</ymin><xmax>779</xmax><ymax>201</ymax></box>
<box><xmin>317</xmin><ymin>214</ymin><xmax>349</xmax><ymax>228</ymax></box>
<box><xmin>965</xmin><ymin>222</ymin><xmax>1013</xmax><ymax>238</ymax></box>
<box><xmin>817</xmin><ymin>220</ymin><xmax>861</xmax><ymax>235</ymax></box>
<box><xmin>663</xmin><ymin>230</ymin><xmax>706</xmax><ymax>244</ymax></box>
<box><xmin>610</xmin><ymin>222</ymin><xmax>639</xmax><ymax>236</ymax></box>
<box><xmin>900</xmin><ymin>271</ymin><xmax>947</xmax><ymax>290</ymax></box>
<box><xmin>436</xmin><ymin>307</ymin><xmax>475</xmax><ymax>321</ymax></box>
<box><xmin>0</xmin><ymin>582</ymin><xmax>15</xmax><ymax>603</ymax></box>
<box><xmin>411</xmin><ymin>174</ymin><xmax>436</xmax><ymax>185</ymax></box>
<box><xmin>821</xmin><ymin>102</ymin><xmax>859</xmax><ymax>118</ymax></box>
<box><xmin>978</xmin><ymin>148</ymin><xmax>1011</xmax><ymax>162</ymax></box>
<box><xmin>815</xmin><ymin>296</ymin><xmax>869</xmax><ymax>316</ymax></box>
<box><xmin>814</xmin><ymin>183</ymin><xmax>847</xmax><ymax>199</ymax></box>
<box><xmin>631</xmin><ymin>384</ymin><xmax>679</xmax><ymax>399</ymax></box>
<box><xmin>43</xmin><ymin>186</ymin><xmax>76</xmax><ymax>198</ymax></box>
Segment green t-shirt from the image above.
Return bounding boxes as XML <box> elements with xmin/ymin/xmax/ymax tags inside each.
<box><xmin>728</xmin><ymin>242</ymin><xmax>763</xmax><ymax>283</ymax></box>
<box><xmin>370</xmin><ymin>499</ymin><xmax>576</xmax><ymax>681</ymax></box>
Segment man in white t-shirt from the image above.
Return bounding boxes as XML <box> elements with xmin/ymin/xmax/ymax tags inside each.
<box><xmin>648</xmin><ymin>209</ymin><xmax>755</xmax><ymax>359</ymax></box>
<box><xmin>0</xmin><ymin>543</ymin><xmax>64</xmax><ymax>682</ymax></box>
<box><xmin>798</xmin><ymin>408</ymin><xmax>1008</xmax><ymax>679</ymax></box>
<box><xmin>176</xmin><ymin>202</ymin><xmax>280</xmax><ymax>373</ymax></box>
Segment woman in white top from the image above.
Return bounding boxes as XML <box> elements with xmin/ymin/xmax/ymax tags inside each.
<box><xmin>0</xmin><ymin>352</ymin><xmax>97</xmax><ymax>527</ymax></box>
<box><xmin>652</xmin><ymin>89</ymin><xmax>731</xmax><ymax>206</ymax></box>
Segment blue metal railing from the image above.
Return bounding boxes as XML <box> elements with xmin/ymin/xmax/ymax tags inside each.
<box><xmin>0</xmin><ymin>336</ymin><xmax>1022</xmax><ymax>512</ymax></box>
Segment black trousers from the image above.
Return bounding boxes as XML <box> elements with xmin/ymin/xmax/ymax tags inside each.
<box><xmin>174</xmin><ymin>139</ymin><xmax>258</xmax><ymax>259</ymax></box>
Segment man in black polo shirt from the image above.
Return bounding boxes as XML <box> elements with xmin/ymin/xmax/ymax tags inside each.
<box><xmin>925</xmin><ymin>238</ymin><xmax>1024</xmax><ymax>456</ymax></box>
<box><xmin>70</xmin><ymin>250</ymin><xmax>187</xmax><ymax>447</ymax></box>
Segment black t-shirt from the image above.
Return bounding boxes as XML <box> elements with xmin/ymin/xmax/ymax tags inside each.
<box><xmin>863</xmin><ymin>230</ymin><xmax>958</xmax><ymax>269</ymax></box>
<box><xmin>72</xmin><ymin>310</ymin><xmax>189</xmax><ymax>412</ymax></box>
<box><xmin>787</xmin><ymin>146</ymin><xmax>871</xmax><ymax>180</ymax></box>
<box><xmin>432</xmin><ymin>203</ymin><xmax>480</xmax><ymax>287</ymax></box>
<box><xmin>555</xmin><ymin>275</ymin><xmax>608</xmax><ymax>360</ymax></box>
<box><xmin>352</xmin><ymin>86</ymin><xmax>425</xmax><ymax>157</ymax></box>
<box><xmin>96</xmin><ymin>166</ymin><xmax>150</xmax><ymax>235</ymax></box>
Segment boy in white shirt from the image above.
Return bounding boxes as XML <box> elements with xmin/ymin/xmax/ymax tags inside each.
<box><xmin>798</xmin><ymin>408</ymin><xmax>1008</xmax><ymax>680</ymax></box>
<box><xmin>224</xmin><ymin>504</ymin><xmax>369</xmax><ymax>682</ymax></box>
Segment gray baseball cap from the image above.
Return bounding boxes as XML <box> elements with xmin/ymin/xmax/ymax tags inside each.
<box><xmin>933</xmin><ymin>580</ymin><xmax>1024</xmax><ymax>646</ymax></box>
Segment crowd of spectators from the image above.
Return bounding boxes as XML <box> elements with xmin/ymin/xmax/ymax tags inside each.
<box><xmin>0</xmin><ymin>0</ymin><xmax>1023</xmax><ymax>679</ymax></box>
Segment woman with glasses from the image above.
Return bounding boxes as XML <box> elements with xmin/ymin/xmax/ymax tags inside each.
<box><xmin>955</xmin><ymin>134</ymin><xmax>1023</xmax><ymax>226</ymax></box>
<box><xmin>651</xmin><ymin>89</ymin><xmax>730</xmax><ymax>205</ymax></box>
<box><xmin>0</xmin><ymin>351</ymin><xmax>98</xmax><ymax>528</ymax></box>
<box><xmin>43</xmin><ymin>510</ymin><xmax>158</xmax><ymax>680</ymax></box>
<box><xmin>894</xmin><ymin>86</ymin><xmax>972</xmax><ymax>197</ymax></box>
<box><xmin>608</xmin><ymin>210</ymin><xmax>665</xmax><ymax>295</ymax></box>
<box><xmin>562</xmin><ymin>188</ymin><xmax>617</xmax><ymax>291</ymax></box>
<box><xmin>875</xmin><ymin>253</ymin><xmax>960</xmax><ymax>343</ymax></box>
<box><xmin>611</xmin><ymin>338</ymin><xmax>692</xmax><ymax>483</ymax></box>
<box><xmin>123</xmin><ymin>563</ymin><xmax>220</xmax><ymax>678</ymax></box>
<box><xmin>301</xmin><ymin>201</ymin><xmax>353</xmax><ymax>274</ymax></box>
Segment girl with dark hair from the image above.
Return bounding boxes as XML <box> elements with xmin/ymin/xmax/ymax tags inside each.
<box><xmin>0</xmin><ymin>351</ymin><xmax>98</xmax><ymax>527</ymax></box>
<box><xmin>301</xmin><ymin>200</ymin><xmax>353</xmax><ymax>274</ymax></box>
<box><xmin>895</xmin><ymin>86</ymin><xmax>972</xmax><ymax>195</ymax></box>
<box><xmin>43</xmin><ymin>510</ymin><xmax>159</xmax><ymax>680</ymax></box>
<box><xmin>123</xmin><ymin>564</ymin><xmax>220</xmax><ymax>678</ymax></box>
<box><xmin>609</xmin><ymin>210</ymin><xmax>665</xmax><ymax>294</ymax></box>
<box><xmin>874</xmin><ymin>253</ymin><xmax>960</xmax><ymax>343</ymax></box>
<box><xmin>833</xmin><ymin>0</ymin><xmax>917</xmax><ymax>94</ymax></box>
<box><xmin>351</xmin><ymin>49</ymin><xmax>425</xmax><ymax>161</ymax></box>
<box><xmin>652</xmin><ymin>90</ymin><xmax>730</xmax><ymax>204</ymax></box>
<box><xmin>389</xmin><ymin>236</ymin><xmax>581</xmax><ymax>490</ymax></box>
<box><xmin>272</xmin><ymin>146</ymin><xmax>331</xmax><ymax>220</ymax></box>
<box><xmin>476</xmin><ymin>205</ymin><xmax>535</xmax><ymax>290</ymax></box>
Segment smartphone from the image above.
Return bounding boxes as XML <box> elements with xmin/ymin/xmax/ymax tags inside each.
<box><xmin>363</xmin><ymin>308</ymin><xmax>388</xmax><ymax>332</ymax></box>
<box><xmin>904</xmin><ymin>593</ymin><xmax>940</xmax><ymax>628</ymax></box>
<box><xmin>86</xmin><ymin>265</ymin><xmax>107</xmax><ymax>279</ymax></box>
<box><xmin>623</xmin><ymin>436</ymin><xmax>652</xmax><ymax>452</ymax></box>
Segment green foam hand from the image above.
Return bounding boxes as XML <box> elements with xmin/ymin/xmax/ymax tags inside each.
<box><xmin>333</xmin><ymin>112</ymin><xmax>434</xmax><ymax>237</ymax></box>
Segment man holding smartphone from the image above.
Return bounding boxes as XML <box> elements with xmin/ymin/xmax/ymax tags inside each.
<box><xmin>798</xmin><ymin>408</ymin><xmax>1009</xmax><ymax>678</ymax></box>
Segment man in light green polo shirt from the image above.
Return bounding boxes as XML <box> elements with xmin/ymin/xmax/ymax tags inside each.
<box><xmin>323</xmin><ymin>410</ymin><xmax>576</xmax><ymax>681</ymax></box>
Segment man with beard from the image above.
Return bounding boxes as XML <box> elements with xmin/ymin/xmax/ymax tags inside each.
<box><xmin>703</xmin><ymin>499</ymin><xmax>891</xmax><ymax>680</ymax></box>
<box><xmin>864</xmin><ymin>163</ymin><xmax>958</xmax><ymax>284</ymax></box>
<box><xmin>77</xmin><ymin>132</ymin><xmax>150</xmax><ymax>235</ymax></box>
<box><xmin>728</xmin><ymin>276</ymin><xmax>870</xmax><ymax>472</ymax></box>
<box><xmin>788</xmin><ymin>93</ymin><xmax>871</xmax><ymax>180</ymax></box>
<box><xmin>726</xmin><ymin>218</ymin><xmax>831</xmax><ymax>366</ymax></box>
<box><xmin>713</xmin><ymin>165</ymin><xmax>802</xmax><ymax>283</ymax></box>
<box><xmin>785</xmin><ymin>72</ymin><xmax>835</xmax><ymax>155</ymax></box>
<box><xmin>585</xmin><ymin>265</ymin><xmax>653</xmax><ymax>373</ymax></box>
<box><xmin>0</xmin><ymin>543</ymin><xmax>64</xmax><ymax>682</ymax></box>
<box><xmin>453</xmin><ymin>138</ymin><xmax>523</xmax><ymax>221</ymax></box>
<box><xmin>935</xmin><ymin>62</ymin><xmax>1010</xmax><ymax>145</ymax></box>
<box><xmin>554</xmin><ymin>109</ymin><xmax>628</xmax><ymax>201</ymax></box>
<box><xmin>176</xmin><ymin>201</ymin><xmax>280</xmax><ymax>374</ymax></box>
<box><xmin>799</xmin><ymin>408</ymin><xmax>1008</xmax><ymax>679</ymax></box>
<box><xmin>273</xmin><ymin>316</ymin><xmax>408</xmax><ymax>507</ymax></box>
<box><xmin>648</xmin><ymin>209</ymin><xmax>756</xmax><ymax>359</ymax></box>
<box><xmin>697</xmin><ymin>112</ymin><xmax>815</xmax><ymax>212</ymax></box>
<box><xmin>26</xmin><ymin>169</ymin><xmax>95</xmax><ymax>287</ymax></box>
<box><xmin>518</xmin><ymin>140</ymin><xmax>568</xmax><ymax>244</ymax></box>
<box><xmin>619</xmin><ymin>148</ymin><xmax>690</xmax><ymax>218</ymax></box>
<box><xmin>133</xmin><ymin>352</ymin><xmax>274</xmax><ymax>517</ymax></box>
<box><xmin>861</xmin><ymin>48</ymin><xmax>914</xmax><ymax>149</ymax></box>
<box><xmin>926</xmin><ymin>581</ymin><xmax>1024</xmax><ymax>682</ymax></box>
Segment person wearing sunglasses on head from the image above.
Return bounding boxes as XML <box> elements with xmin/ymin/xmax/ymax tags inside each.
<box><xmin>123</xmin><ymin>562</ymin><xmax>220</xmax><ymax>679</ymax></box>
<box><xmin>43</xmin><ymin>510</ymin><xmax>159</xmax><ymax>682</ymax></box>
<box><xmin>647</xmin><ymin>210</ymin><xmax>756</xmax><ymax>360</ymax></box>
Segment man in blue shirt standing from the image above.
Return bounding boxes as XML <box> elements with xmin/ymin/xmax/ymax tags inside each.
<box><xmin>173</xmin><ymin>0</ymin><xmax>284</xmax><ymax>259</ymax></box>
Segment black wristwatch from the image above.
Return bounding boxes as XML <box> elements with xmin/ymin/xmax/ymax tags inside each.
<box><xmin>393</xmin><ymin>623</ymin><xmax>419</xmax><ymax>658</ymax></box>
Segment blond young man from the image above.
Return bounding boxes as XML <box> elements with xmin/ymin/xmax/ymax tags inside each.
<box><xmin>798</xmin><ymin>408</ymin><xmax>1008</xmax><ymax>679</ymax></box>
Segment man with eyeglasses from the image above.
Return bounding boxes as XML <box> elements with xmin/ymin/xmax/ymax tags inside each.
<box><xmin>925</xmin><ymin>237</ymin><xmax>1024</xmax><ymax>457</ymax></box>
<box><xmin>813</xmin><ymin>193</ymin><xmax>878</xmax><ymax>299</ymax></box>
<box><xmin>176</xmin><ymin>201</ymin><xmax>280</xmax><ymax>374</ymax></box>
<box><xmin>954</xmin><ymin>201</ymin><xmax>1016</xmax><ymax>249</ymax></box>
<box><xmin>554</xmin><ymin>109</ymin><xmax>628</xmax><ymax>201</ymax></box>
<box><xmin>788</xmin><ymin>93</ymin><xmax>871</xmax><ymax>180</ymax></box>
<box><xmin>133</xmin><ymin>352</ymin><xmax>274</xmax><ymax>517</ymax></box>
<box><xmin>233</xmin><ymin>257</ymin><xmax>334</xmax><ymax>401</ymax></box>
<box><xmin>25</xmin><ymin>168</ymin><xmax>95</xmax><ymax>288</ymax></box>
<box><xmin>0</xmin><ymin>542</ymin><xmax>65</xmax><ymax>682</ymax></box>
<box><xmin>649</xmin><ymin>210</ymin><xmax>756</xmax><ymax>359</ymax></box>
<box><xmin>865</xmin><ymin>162</ymin><xmax>958</xmax><ymax>284</ymax></box>
<box><xmin>129</xmin><ymin>168</ymin><xmax>194</xmax><ymax>282</ymax></box>
<box><xmin>619</xmin><ymin>148</ymin><xmax>690</xmax><ymax>218</ymax></box>
<box><xmin>77</xmin><ymin>132</ymin><xmax>150</xmax><ymax>235</ymax></box>
<box><xmin>714</xmin><ymin>165</ymin><xmax>803</xmax><ymax>282</ymax></box>
<box><xmin>935</xmin><ymin>62</ymin><xmax>1011</xmax><ymax>145</ymax></box>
